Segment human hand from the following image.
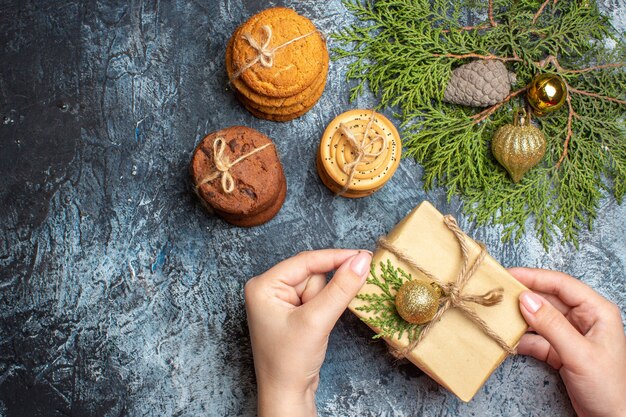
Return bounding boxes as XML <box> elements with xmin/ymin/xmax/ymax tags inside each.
<box><xmin>509</xmin><ymin>268</ymin><xmax>626</xmax><ymax>417</ymax></box>
<box><xmin>244</xmin><ymin>249</ymin><xmax>372</xmax><ymax>417</ymax></box>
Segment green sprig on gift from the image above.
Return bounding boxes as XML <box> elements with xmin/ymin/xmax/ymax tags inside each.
<box><xmin>333</xmin><ymin>0</ymin><xmax>626</xmax><ymax>249</ymax></box>
<box><xmin>355</xmin><ymin>260</ymin><xmax>424</xmax><ymax>342</ymax></box>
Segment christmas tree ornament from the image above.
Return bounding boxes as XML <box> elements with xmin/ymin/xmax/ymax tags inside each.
<box><xmin>526</xmin><ymin>73</ymin><xmax>567</xmax><ymax>116</ymax></box>
<box><xmin>395</xmin><ymin>279</ymin><xmax>442</xmax><ymax>325</ymax></box>
<box><xmin>443</xmin><ymin>60</ymin><xmax>516</xmax><ymax>107</ymax></box>
<box><xmin>491</xmin><ymin>108</ymin><xmax>546</xmax><ymax>183</ymax></box>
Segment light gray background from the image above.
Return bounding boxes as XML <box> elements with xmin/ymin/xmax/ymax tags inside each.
<box><xmin>0</xmin><ymin>1</ymin><xmax>624</xmax><ymax>416</ymax></box>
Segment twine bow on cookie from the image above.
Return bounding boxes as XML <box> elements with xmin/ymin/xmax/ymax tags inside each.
<box><xmin>195</xmin><ymin>137</ymin><xmax>273</xmax><ymax>194</ymax></box>
<box><xmin>230</xmin><ymin>25</ymin><xmax>319</xmax><ymax>81</ymax></box>
<box><xmin>377</xmin><ymin>215</ymin><xmax>516</xmax><ymax>357</ymax></box>
<box><xmin>336</xmin><ymin>111</ymin><xmax>388</xmax><ymax>196</ymax></box>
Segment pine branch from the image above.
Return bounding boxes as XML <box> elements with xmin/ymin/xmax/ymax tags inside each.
<box><xmin>488</xmin><ymin>0</ymin><xmax>498</xmax><ymax>27</ymax></box>
<box><xmin>355</xmin><ymin>261</ymin><xmax>424</xmax><ymax>342</ymax></box>
<box><xmin>441</xmin><ymin>24</ymin><xmax>491</xmax><ymax>33</ymax></box>
<box><xmin>532</xmin><ymin>0</ymin><xmax>557</xmax><ymax>25</ymax></box>
<box><xmin>433</xmin><ymin>53</ymin><xmax>522</xmax><ymax>62</ymax></box>
<box><xmin>332</xmin><ymin>0</ymin><xmax>626</xmax><ymax>249</ymax></box>
<box><xmin>569</xmin><ymin>87</ymin><xmax>626</xmax><ymax>105</ymax></box>
<box><xmin>538</xmin><ymin>54</ymin><xmax>626</xmax><ymax>73</ymax></box>
<box><xmin>472</xmin><ymin>88</ymin><xmax>527</xmax><ymax>124</ymax></box>
<box><xmin>556</xmin><ymin>93</ymin><xmax>578</xmax><ymax>168</ymax></box>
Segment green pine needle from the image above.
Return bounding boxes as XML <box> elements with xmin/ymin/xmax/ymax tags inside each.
<box><xmin>356</xmin><ymin>260</ymin><xmax>423</xmax><ymax>341</ymax></box>
<box><xmin>333</xmin><ymin>0</ymin><xmax>626</xmax><ymax>249</ymax></box>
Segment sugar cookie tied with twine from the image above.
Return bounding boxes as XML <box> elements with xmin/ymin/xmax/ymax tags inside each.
<box><xmin>317</xmin><ymin>109</ymin><xmax>402</xmax><ymax>198</ymax></box>
<box><xmin>189</xmin><ymin>126</ymin><xmax>286</xmax><ymax>227</ymax></box>
<box><xmin>226</xmin><ymin>7</ymin><xmax>329</xmax><ymax>122</ymax></box>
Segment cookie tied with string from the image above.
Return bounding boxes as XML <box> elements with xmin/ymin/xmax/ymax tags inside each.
<box><xmin>317</xmin><ymin>110</ymin><xmax>402</xmax><ymax>198</ymax></box>
<box><xmin>226</xmin><ymin>7</ymin><xmax>329</xmax><ymax>121</ymax></box>
<box><xmin>190</xmin><ymin>126</ymin><xmax>286</xmax><ymax>227</ymax></box>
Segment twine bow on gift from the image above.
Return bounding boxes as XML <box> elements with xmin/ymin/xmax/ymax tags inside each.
<box><xmin>195</xmin><ymin>137</ymin><xmax>273</xmax><ymax>194</ymax></box>
<box><xmin>230</xmin><ymin>25</ymin><xmax>319</xmax><ymax>81</ymax></box>
<box><xmin>336</xmin><ymin>111</ymin><xmax>388</xmax><ymax>196</ymax></box>
<box><xmin>377</xmin><ymin>215</ymin><xmax>517</xmax><ymax>357</ymax></box>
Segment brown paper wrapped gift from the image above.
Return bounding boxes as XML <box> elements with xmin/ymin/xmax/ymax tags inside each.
<box><xmin>348</xmin><ymin>201</ymin><xmax>528</xmax><ymax>402</ymax></box>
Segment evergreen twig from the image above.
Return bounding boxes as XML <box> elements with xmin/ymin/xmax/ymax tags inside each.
<box><xmin>472</xmin><ymin>88</ymin><xmax>528</xmax><ymax>124</ymax></box>
<box><xmin>333</xmin><ymin>0</ymin><xmax>626</xmax><ymax>249</ymax></box>
<box><xmin>488</xmin><ymin>0</ymin><xmax>498</xmax><ymax>27</ymax></box>
<box><xmin>532</xmin><ymin>0</ymin><xmax>555</xmax><ymax>25</ymax></box>
<box><xmin>355</xmin><ymin>260</ymin><xmax>424</xmax><ymax>342</ymax></box>
<box><xmin>433</xmin><ymin>53</ymin><xmax>522</xmax><ymax>62</ymax></box>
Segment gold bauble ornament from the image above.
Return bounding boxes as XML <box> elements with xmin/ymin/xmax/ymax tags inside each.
<box><xmin>527</xmin><ymin>73</ymin><xmax>567</xmax><ymax>116</ymax></box>
<box><xmin>395</xmin><ymin>280</ymin><xmax>442</xmax><ymax>325</ymax></box>
<box><xmin>491</xmin><ymin>108</ymin><xmax>546</xmax><ymax>183</ymax></box>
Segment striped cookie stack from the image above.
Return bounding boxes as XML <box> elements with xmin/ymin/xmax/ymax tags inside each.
<box><xmin>226</xmin><ymin>7</ymin><xmax>329</xmax><ymax>122</ymax></box>
<box><xmin>317</xmin><ymin>110</ymin><xmax>402</xmax><ymax>198</ymax></box>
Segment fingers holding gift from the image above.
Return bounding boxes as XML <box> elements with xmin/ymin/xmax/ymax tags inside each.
<box><xmin>298</xmin><ymin>274</ymin><xmax>327</xmax><ymax>304</ymax></box>
<box><xmin>519</xmin><ymin>290</ymin><xmax>588</xmax><ymax>367</ymax></box>
<box><xmin>510</xmin><ymin>267</ymin><xmax>622</xmax><ymax>336</ymax></box>
<box><xmin>257</xmin><ymin>249</ymin><xmax>362</xmax><ymax>287</ymax></box>
<box><xmin>296</xmin><ymin>252</ymin><xmax>372</xmax><ymax>332</ymax></box>
<box><xmin>517</xmin><ymin>333</ymin><xmax>562</xmax><ymax>370</ymax></box>
<box><xmin>268</xmin><ymin>273</ymin><xmax>329</xmax><ymax>307</ymax></box>
<box><xmin>508</xmin><ymin>267</ymin><xmax>608</xmax><ymax>309</ymax></box>
<box><xmin>516</xmin><ymin>288</ymin><xmax>570</xmax><ymax>316</ymax></box>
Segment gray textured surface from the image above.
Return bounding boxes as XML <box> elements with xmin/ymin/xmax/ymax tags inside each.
<box><xmin>0</xmin><ymin>1</ymin><xmax>624</xmax><ymax>416</ymax></box>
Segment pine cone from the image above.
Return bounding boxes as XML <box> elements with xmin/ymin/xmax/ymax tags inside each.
<box><xmin>443</xmin><ymin>60</ymin><xmax>514</xmax><ymax>107</ymax></box>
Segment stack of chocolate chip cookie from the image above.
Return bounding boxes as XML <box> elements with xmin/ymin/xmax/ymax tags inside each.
<box><xmin>189</xmin><ymin>126</ymin><xmax>286</xmax><ymax>227</ymax></box>
<box><xmin>226</xmin><ymin>7</ymin><xmax>329</xmax><ymax>122</ymax></box>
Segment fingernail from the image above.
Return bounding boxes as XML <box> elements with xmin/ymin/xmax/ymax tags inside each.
<box><xmin>350</xmin><ymin>252</ymin><xmax>372</xmax><ymax>277</ymax></box>
<box><xmin>520</xmin><ymin>291</ymin><xmax>542</xmax><ymax>314</ymax></box>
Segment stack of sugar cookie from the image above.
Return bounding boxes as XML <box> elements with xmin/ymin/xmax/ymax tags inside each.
<box><xmin>226</xmin><ymin>7</ymin><xmax>329</xmax><ymax>122</ymax></box>
<box><xmin>189</xmin><ymin>126</ymin><xmax>286</xmax><ymax>227</ymax></box>
<box><xmin>317</xmin><ymin>110</ymin><xmax>402</xmax><ymax>198</ymax></box>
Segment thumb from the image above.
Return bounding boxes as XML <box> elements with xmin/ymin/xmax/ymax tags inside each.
<box><xmin>301</xmin><ymin>251</ymin><xmax>371</xmax><ymax>332</ymax></box>
<box><xmin>519</xmin><ymin>290</ymin><xmax>587</xmax><ymax>366</ymax></box>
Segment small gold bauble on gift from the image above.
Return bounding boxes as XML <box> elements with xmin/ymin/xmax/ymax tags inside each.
<box><xmin>526</xmin><ymin>73</ymin><xmax>567</xmax><ymax>116</ymax></box>
<box><xmin>491</xmin><ymin>108</ymin><xmax>546</xmax><ymax>183</ymax></box>
<box><xmin>395</xmin><ymin>280</ymin><xmax>442</xmax><ymax>325</ymax></box>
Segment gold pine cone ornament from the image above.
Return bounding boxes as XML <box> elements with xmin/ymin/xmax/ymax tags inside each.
<box><xmin>491</xmin><ymin>108</ymin><xmax>547</xmax><ymax>183</ymax></box>
<box><xmin>395</xmin><ymin>280</ymin><xmax>442</xmax><ymax>325</ymax></box>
